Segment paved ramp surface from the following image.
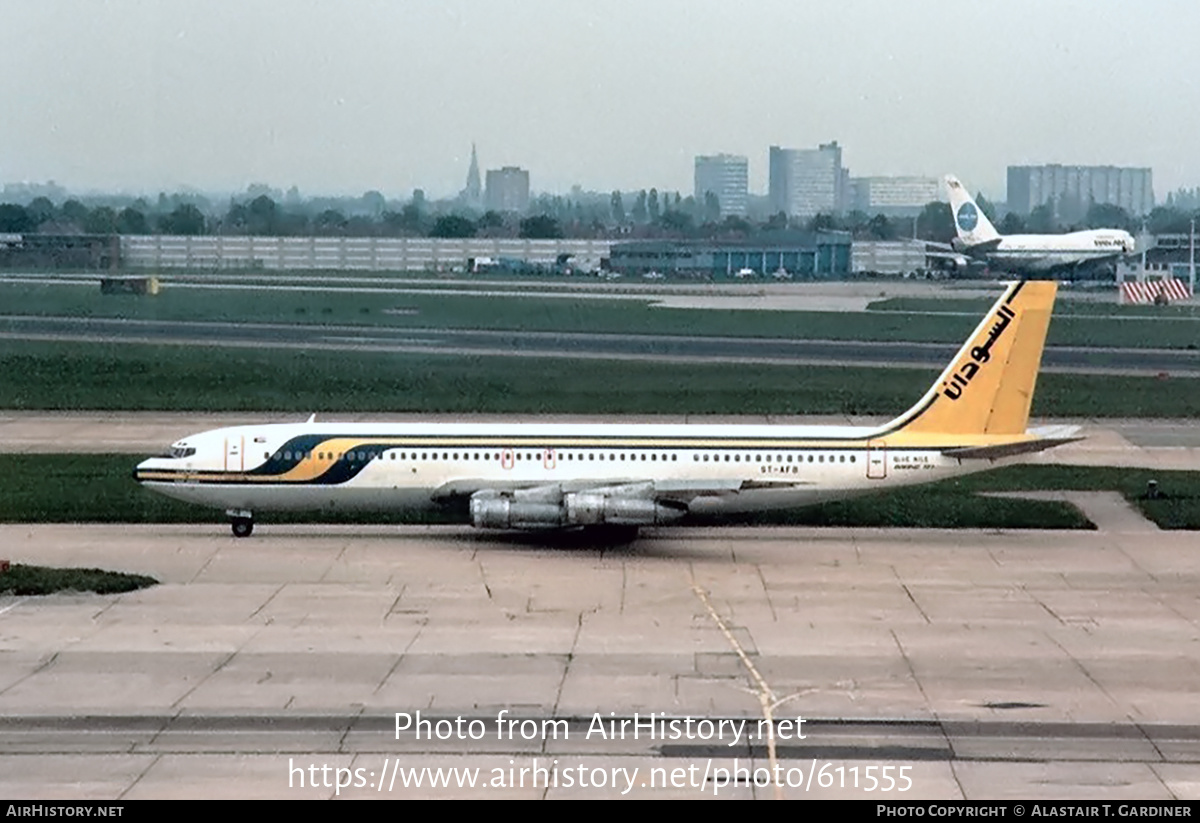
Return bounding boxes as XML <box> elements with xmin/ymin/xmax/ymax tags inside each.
<box><xmin>1</xmin><ymin>524</ymin><xmax>1198</xmax><ymax>799</ymax></box>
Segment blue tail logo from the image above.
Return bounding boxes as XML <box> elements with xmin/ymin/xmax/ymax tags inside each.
<box><xmin>956</xmin><ymin>202</ymin><xmax>978</xmax><ymax>232</ymax></box>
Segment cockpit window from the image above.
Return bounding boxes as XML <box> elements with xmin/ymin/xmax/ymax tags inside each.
<box><xmin>159</xmin><ymin>446</ymin><xmax>196</xmax><ymax>459</ymax></box>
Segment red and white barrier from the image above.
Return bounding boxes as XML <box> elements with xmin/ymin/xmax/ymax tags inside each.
<box><xmin>1120</xmin><ymin>278</ymin><xmax>1193</xmax><ymax>303</ymax></box>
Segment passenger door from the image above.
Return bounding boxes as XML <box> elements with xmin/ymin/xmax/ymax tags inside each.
<box><xmin>225</xmin><ymin>436</ymin><xmax>244</xmax><ymax>473</ymax></box>
<box><xmin>866</xmin><ymin>440</ymin><xmax>886</xmax><ymax>480</ymax></box>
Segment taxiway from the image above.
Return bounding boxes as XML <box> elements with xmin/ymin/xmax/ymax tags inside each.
<box><xmin>2</xmin><ymin>523</ymin><xmax>1199</xmax><ymax>799</ymax></box>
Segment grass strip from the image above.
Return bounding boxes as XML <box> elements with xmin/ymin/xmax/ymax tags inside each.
<box><xmin>0</xmin><ymin>564</ymin><xmax>158</xmax><ymax>596</ymax></box>
<box><xmin>2</xmin><ymin>341</ymin><xmax>1199</xmax><ymax>416</ymax></box>
<box><xmin>1</xmin><ymin>282</ymin><xmax>1198</xmax><ymax>349</ymax></box>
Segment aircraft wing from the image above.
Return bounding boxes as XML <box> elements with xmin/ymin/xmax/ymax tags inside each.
<box><xmin>431</xmin><ymin>476</ymin><xmax>813</xmax><ymax>504</ymax></box>
<box><xmin>434</xmin><ymin>477</ymin><xmax>819</xmax><ymax>528</ymax></box>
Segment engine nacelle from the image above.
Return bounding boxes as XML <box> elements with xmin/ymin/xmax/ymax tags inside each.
<box><xmin>469</xmin><ymin>486</ymin><xmax>687</xmax><ymax>530</ymax></box>
<box><xmin>470</xmin><ymin>494</ymin><xmax>565</xmax><ymax>529</ymax></box>
<box><xmin>565</xmin><ymin>492</ymin><xmax>686</xmax><ymax>526</ymax></box>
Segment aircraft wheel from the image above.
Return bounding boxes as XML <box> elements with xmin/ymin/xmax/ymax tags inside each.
<box><xmin>231</xmin><ymin>518</ymin><xmax>254</xmax><ymax>538</ymax></box>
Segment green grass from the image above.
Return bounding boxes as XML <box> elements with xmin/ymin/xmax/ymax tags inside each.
<box><xmin>0</xmin><ymin>564</ymin><xmax>158</xmax><ymax>596</ymax></box>
<box><xmin>867</xmin><ymin>297</ymin><xmax>1200</xmax><ymax>349</ymax></box>
<box><xmin>872</xmin><ymin>296</ymin><xmax>1200</xmax><ymax>319</ymax></box>
<box><xmin>1</xmin><ymin>340</ymin><xmax>1199</xmax><ymax>416</ymax></box>
<box><xmin>949</xmin><ymin>464</ymin><xmax>1200</xmax><ymax>530</ymax></box>
<box><xmin>2</xmin><ymin>281</ymin><xmax>1199</xmax><ymax>349</ymax></box>
<box><xmin>4</xmin><ymin>456</ymin><xmax>1200</xmax><ymax>530</ymax></box>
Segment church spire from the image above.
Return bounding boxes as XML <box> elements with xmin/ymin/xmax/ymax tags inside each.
<box><xmin>464</xmin><ymin>143</ymin><xmax>482</xmax><ymax>205</ymax></box>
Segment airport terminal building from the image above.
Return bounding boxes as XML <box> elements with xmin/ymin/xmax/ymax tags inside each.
<box><xmin>608</xmin><ymin>232</ymin><xmax>852</xmax><ymax>279</ymax></box>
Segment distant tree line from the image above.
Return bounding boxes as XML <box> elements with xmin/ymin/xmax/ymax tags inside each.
<box><xmin>2</xmin><ymin>186</ymin><xmax>1199</xmax><ymax>243</ymax></box>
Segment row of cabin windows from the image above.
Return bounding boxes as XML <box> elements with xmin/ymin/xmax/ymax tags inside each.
<box><xmin>268</xmin><ymin>450</ymin><xmax>682</xmax><ymax>462</ymax></box>
<box><xmin>267</xmin><ymin>449</ymin><xmax>854</xmax><ymax>464</ymax></box>
<box><xmin>696</xmin><ymin>453</ymin><xmax>855</xmax><ymax>464</ymax></box>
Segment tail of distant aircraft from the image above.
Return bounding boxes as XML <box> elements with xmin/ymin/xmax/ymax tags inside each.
<box><xmin>881</xmin><ymin>279</ymin><xmax>1057</xmax><ymax>439</ymax></box>
<box><xmin>945</xmin><ymin>175</ymin><xmax>1002</xmax><ymax>249</ymax></box>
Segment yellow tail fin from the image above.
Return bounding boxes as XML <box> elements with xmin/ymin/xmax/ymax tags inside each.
<box><xmin>883</xmin><ymin>280</ymin><xmax>1056</xmax><ymax>437</ymax></box>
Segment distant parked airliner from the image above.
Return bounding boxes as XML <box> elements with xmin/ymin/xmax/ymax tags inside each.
<box><xmin>935</xmin><ymin>175</ymin><xmax>1135</xmax><ymax>277</ymax></box>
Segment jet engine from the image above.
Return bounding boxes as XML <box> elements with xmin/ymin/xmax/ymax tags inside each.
<box><xmin>469</xmin><ymin>484</ymin><xmax>687</xmax><ymax>530</ymax></box>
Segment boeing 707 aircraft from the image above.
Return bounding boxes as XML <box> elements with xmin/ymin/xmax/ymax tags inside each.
<box><xmin>936</xmin><ymin>175</ymin><xmax>1135</xmax><ymax>277</ymax></box>
<box><xmin>135</xmin><ymin>280</ymin><xmax>1078</xmax><ymax>537</ymax></box>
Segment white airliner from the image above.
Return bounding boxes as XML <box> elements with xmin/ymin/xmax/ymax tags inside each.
<box><xmin>939</xmin><ymin>175</ymin><xmax>1135</xmax><ymax>276</ymax></box>
<box><xmin>135</xmin><ymin>280</ymin><xmax>1079</xmax><ymax>538</ymax></box>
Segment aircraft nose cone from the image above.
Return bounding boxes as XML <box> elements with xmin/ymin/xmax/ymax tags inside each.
<box><xmin>133</xmin><ymin>458</ymin><xmax>152</xmax><ymax>482</ymax></box>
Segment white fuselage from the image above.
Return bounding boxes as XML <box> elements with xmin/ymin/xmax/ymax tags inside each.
<box><xmin>134</xmin><ymin>420</ymin><xmax>987</xmax><ymax>523</ymax></box>
<box><xmin>981</xmin><ymin>229</ymin><xmax>1135</xmax><ymax>273</ymax></box>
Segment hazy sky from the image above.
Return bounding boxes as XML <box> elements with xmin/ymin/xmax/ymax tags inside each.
<box><xmin>1</xmin><ymin>1</ymin><xmax>1195</xmax><ymax>202</ymax></box>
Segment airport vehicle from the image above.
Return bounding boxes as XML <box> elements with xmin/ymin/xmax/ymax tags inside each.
<box><xmin>934</xmin><ymin>175</ymin><xmax>1135</xmax><ymax>276</ymax></box>
<box><xmin>135</xmin><ymin>280</ymin><xmax>1077</xmax><ymax>537</ymax></box>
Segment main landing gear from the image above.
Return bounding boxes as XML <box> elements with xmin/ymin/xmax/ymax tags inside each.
<box><xmin>227</xmin><ymin>509</ymin><xmax>254</xmax><ymax>538</ymax></box>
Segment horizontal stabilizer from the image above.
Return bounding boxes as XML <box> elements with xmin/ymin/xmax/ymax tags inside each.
<box><xmin>943</xmin><ymin>434</ymin><xmax>1083</xmax><ymax>461</ymax></box>
<box><xmin>964</xmin><ymin>238</ymin><xmax>1004</xmax><ymax>254</ymax></box>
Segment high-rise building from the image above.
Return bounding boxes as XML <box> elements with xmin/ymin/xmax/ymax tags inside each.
<box><xmin>484</xmin><ymin>166</ymin><xmax>530</xmax><ymax>213</ymax></box>
<box><xmin>1007</xmin><ymin>164</ymin><xmax>1154</xmax><ymax>219</ymax></box>
<box><xmin>694</xmin><ymin>154</ymin><xmax>749</xmax><ymax>217</ymax></box>
<box><xmin>768</xmin><ymin>141</ymin><xmax>848</xmax><ymax>217</ymax></box>
<box><xmin>461</xmin><ymin>144</ymin><xmax>482</xmax><ymax>208</ymax></box>
<box><xmin>848</xmin><ymin>176</ymin><xmax>941</xmax><ymax>215</ymax></box>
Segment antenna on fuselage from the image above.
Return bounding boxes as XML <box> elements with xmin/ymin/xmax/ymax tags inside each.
<box><xmin>306</xmin><ymin>413</ymin><xmax>316</xmax><ymax>424</ymax></box>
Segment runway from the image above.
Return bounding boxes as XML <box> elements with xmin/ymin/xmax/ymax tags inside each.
<box><xmin>3</xmin><ymin>314</ymin><xmax>1199</xmax><ymax>374</ymax></box>
<box><xmin>2</xmin><ymin>523</ymin><xmax>1199</xmax><ymax>799</ymax></box>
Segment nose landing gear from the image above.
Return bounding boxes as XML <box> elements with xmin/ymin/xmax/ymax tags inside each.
<box><xmin>226</xmin><ymin>509</ymin><xmax>255</xmax><ymax>538</ymax></box>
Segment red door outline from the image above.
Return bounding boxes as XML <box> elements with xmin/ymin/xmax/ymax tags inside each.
<box><xmin>866</xmin><ymin>440</ymin><xmax>886</xmax><ymax>479</ymax></box>
<box><xmin>224</xmin><ymin>436</ymin><xmax>244</xmax><ymax>473</ymax></box>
